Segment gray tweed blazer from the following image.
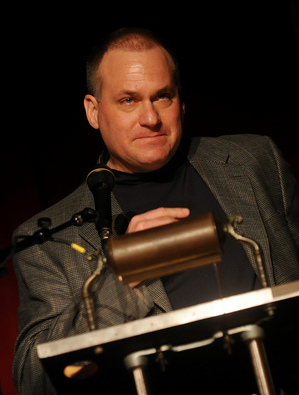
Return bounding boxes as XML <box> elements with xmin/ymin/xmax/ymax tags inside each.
<box><xmin>13</xmin><ymin>135</ymin><xmax>299</xmax><ymax>394</ymax></box>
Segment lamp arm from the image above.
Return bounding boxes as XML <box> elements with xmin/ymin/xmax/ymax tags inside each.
<box><xmin>224</xmin><ymin>216</ymin><xmax>269</xmax><ymax>289</ymax></box>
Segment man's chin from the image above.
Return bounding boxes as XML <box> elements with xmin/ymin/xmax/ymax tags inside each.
<box><xmin>133</xmin><ymin>152</ymin><xmax>174</xmax><ymax>173</ymax></box>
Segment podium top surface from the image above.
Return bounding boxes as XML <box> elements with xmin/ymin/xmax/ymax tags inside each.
<box><xmin>37</xmin><ymin>280</ymin><xmax>299</xmax><ymax>361</ymax></box>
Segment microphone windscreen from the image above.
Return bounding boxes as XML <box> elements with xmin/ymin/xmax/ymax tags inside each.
<box><xmin>86</xmin><ymin>165</ymin><xmax>115</xmax><ymax>192</ymax></box>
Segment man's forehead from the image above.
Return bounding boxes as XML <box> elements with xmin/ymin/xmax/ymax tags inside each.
<box><xmin>98</xmin><ymin>46</ymin><xmax>175</xmax><ymax>74</ymax></box>
<box><xmin>98</xmin><ymin>47</ymin><xmax>175</xmax><ymax>89</ymax></box>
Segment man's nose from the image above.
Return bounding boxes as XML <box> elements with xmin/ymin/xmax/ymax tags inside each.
<box><xmin>139</xmin><ymin>101</ymin><xmax>162</xmax><ymax>129</ymax></box>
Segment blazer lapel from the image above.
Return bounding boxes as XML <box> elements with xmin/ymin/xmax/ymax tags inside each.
<box><xmin>78</xmin><ymin>192</ymin><xmax>124</xmax><ymax>250</ymax></box>
<box><xmin>189</xmin><ymin>138</ymin><xmax>274</xmax><ymax>285</ymax></box>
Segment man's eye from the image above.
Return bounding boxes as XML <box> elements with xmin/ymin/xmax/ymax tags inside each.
<box><xmin>158</xmin><ymin>94</ymin><xmax>171</xmax><ymax>101</ymax></box>
<box><xmin>121</xmin><ymin>97</ymin><xmax>135</xmax><ymax>104</ymax></box>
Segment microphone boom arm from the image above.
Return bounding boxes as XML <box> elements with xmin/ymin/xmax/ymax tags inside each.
<box><xmin>0</xmin><ymin>208</ymin><xmax>97</xmax><ymax>268</ymax></box>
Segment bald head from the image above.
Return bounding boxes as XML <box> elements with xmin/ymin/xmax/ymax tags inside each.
<box><xmin>86</xmin><ymin>27</ymin><xmax>181</xmax><ymax>100</ymax></box>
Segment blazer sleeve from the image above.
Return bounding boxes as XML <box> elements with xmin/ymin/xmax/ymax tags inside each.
<box><xmin>12</xmin><ymin>220</ymin><xmax>155</xmax><ymax>394</ymax></box>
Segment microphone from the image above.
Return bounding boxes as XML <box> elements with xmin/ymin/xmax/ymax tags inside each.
<box><xmin>86</xmin><ymin>165</ymin><xmax>115</xmax><ymax>248</ymax></box>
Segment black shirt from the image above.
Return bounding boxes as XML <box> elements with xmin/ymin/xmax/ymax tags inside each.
<box><xmin>112</xmin><ymin>149</ymin><xmax>260</xmax><ymax>309</ymax></box>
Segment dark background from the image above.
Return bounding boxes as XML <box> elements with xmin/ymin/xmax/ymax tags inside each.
<box><xmin>1</xmin><ymin>1</ymin><xmax>299</xmax><ymax>393</ymax></box>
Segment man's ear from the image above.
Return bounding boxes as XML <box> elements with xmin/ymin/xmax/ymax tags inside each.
<box><xmin>84</xmin><ymin>95</ymin><xmax>100</xmax><ymax>130</ymax></box>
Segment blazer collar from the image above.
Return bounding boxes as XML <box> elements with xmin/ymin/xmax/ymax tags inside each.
<box><xmin>78</xmin><ymin>192</ymin><xmax>123</xmax><ymax>250</ymax></box>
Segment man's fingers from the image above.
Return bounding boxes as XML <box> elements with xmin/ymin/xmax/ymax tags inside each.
<box><xmin>131</xmin><ymin>207</ymin><xmax>189</xmax><ymax>220</ymax></box>
<box><xmin>126</xmin><ymin>207</ymin><xmax>190</xmax><ymax>233</ymax></box>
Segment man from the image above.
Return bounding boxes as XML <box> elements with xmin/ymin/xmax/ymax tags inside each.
<box><xmin>13</xmin><ymin>28</ymin><xmax>299</xmax><ymax>394</ymax></box>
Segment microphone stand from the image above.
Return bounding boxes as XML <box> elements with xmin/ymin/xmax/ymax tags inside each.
<box><xmin>0</xmin><ymin>208</ymin><xmax>97</xmax><ymax>270</ymax></box>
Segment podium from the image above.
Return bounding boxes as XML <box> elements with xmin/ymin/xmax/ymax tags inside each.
<box><xmin>37</xmin><ymin>280</ymin><xmax>299</xmax><ymax>394</ymax></box>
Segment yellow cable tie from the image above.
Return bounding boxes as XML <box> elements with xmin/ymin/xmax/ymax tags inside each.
<box><xmin>71</xmin><ymin>243</ymin><xmax>86</xmax><ymax>254</ymax></box>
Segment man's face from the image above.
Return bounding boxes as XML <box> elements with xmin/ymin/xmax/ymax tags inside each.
<box><xmin>85</xmin><ymin>46</ymin><xmax>183</xmax><ymax>173</ymax></box>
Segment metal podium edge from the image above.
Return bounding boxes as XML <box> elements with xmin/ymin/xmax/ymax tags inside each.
<box><xmin>37</xmin><ymin>280</ymin><xmax>299</xmax><ymax>360</ymax></box>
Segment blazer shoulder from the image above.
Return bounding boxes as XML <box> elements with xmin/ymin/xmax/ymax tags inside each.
<box><xmin>189</xmin><ymin>134</ymin><xmax>279</xmax><ymax>164</ymax></box>
<box><xmin>15</xmin><ymin>183</ymin><xmax>92</xmax><ymax>236</ymax></box>
<box><xmin>217</xmin><ymin>134</ymin><xmax>276</xmax><ymax>154</ymax></box>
